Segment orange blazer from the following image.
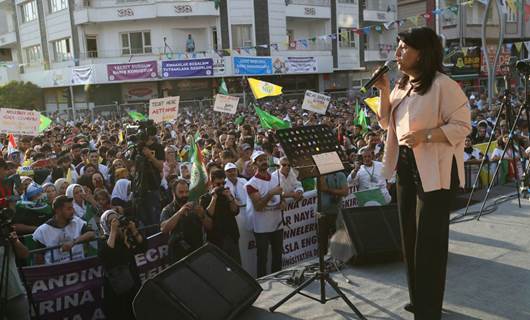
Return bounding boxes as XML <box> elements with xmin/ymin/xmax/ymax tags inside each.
<box><xmin>379</xmin><ymin>73</ymin><xmax>472</xmax><ymax>192</ymax></box>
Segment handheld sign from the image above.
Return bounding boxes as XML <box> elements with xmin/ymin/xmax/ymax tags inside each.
<box><xmin>149</xmin><ymin>96</ymin><xmax>180</xmax><ymax>123</ymax></box>
<box><xmin>302</xmin><ymin>90</ymin><xmax>331</xmax><ymax>115</ymax></box>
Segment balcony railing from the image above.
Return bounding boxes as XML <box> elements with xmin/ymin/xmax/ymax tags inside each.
<box><xmin>286</xmin><ymin>0</ymin><xmax>330</xmax><ymax>6</ymax></box>
<box><xmin>76</xmin><ymin>47</ymin><xmax>215</xmax><ymax>60</ymax></box>
<box><xmin>76</xmin><ymin>0</ymin><xmax>210</xmax><ymax>9</ymax></box>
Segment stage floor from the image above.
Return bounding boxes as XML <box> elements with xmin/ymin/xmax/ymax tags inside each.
<box><xmin>240</xmin><ymin>192</ymin><xmax>530</xmax><ymax>320</ymax></box>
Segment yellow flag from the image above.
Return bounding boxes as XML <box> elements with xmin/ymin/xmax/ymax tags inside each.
<box><xmin>247</xmin><ymin>78</ymin><xmax>283</xmax><ymax>99</ymax></box>
<box><xmin>364</xmin><ymin>97</ymin><xmax>380</xmax><ymax>114</ymax></box>
<box><xmin>473</xmin><ymin>141</ymin><xmax>497</xmax><ymax>155</ymax></box>
<box><xmin>66</xmin><ymin>168</ymin><xmax>73</xmax><ymax>184</ymax></box>
<box><xmin>118</xmin><ymin>130</ymin><xmax>124</xmax><ymax>144</ymax></box>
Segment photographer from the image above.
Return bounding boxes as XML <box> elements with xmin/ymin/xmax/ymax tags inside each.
<box><xmin>1</xmin><ymin>225</ymin><xmax>31</xmax><ymax>319</ymax></box>
<box><xmin>160</xmin><ymin>179</ymin><xmax>210</xmax><ymax>264</ymax></box>
<box><xmin>98</xmin><ymin>209</ymin><xmax>146</xmax><ymax>320</ymax></box>
<box><xmin>131</xmin><ymin>122</ymin><xmax>165</xmax><ymax>227</ymax></box>
<box><xmin>0</xmin><ymin>159</ymin><xmax>16</xmax><ymax>210</ymax></box>
<box><xmin>199</xmin><ymin>169</ymin><xmax>240</xmax><ymax>263</ymax></box>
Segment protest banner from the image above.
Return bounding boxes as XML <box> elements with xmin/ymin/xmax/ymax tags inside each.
<box><xmin>162</xmin><ymin>58</ymin><xmax>213</xmax><ymax>78</ymax></box>
<box><xmin>107</xmin><ymin>61</ymin><xmax>158</xmax><ymax>81</ymax></box>
<box><xmin>302</xmin><ymin>90</ymin><xmax>331</xmax><ymax>115</ymax></box>
<box><xmin>213</xmin><ymin>94</ymin><xmax>240</xmax><ymax>114</ymax></box>
<box><xmin>21</xmin><ymin>257</ymin><xmax>104</xmax><ymax>320</ymax></box>
<box><xmin>134</xmin><ymin>232</ymin><xmax>170</xmax><ymax>283</ymax></box>
<box><xmin>0</xmin><ymin>108</ymin><xmax>40</xmax><ymax>136</ymax></box>
<box><xmin>149</xmin><ymin>96</ymin><xmax>180</xmax><ymax>123</ymax></box>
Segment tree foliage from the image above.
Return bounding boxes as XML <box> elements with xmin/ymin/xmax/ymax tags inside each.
<box><xmin>0</xmin><ymin>81</ymin><xmax>44</xmax><ymax>110</ymax></box>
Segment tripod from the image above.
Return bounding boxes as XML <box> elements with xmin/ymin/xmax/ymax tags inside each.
<box><xmin>0</xmin><ymin>242</ymin><xmax>11</xmax><ymax>317</ymax></box>
<box><xmin>475</xmin><ymin>73</ymin><xmax>530</xmax><ymax>220</ymax></box>
<box><xmin>269</xmin><ymin>125</ymin><xmax>366</xmax><ymax>319</ymax></box>
<box><xmin>463</xmin><ymin>73</ymin><xmax>523</xmax><ymax>219</ymax></box>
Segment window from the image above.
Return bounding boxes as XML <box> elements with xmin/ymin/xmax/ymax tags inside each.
<box><xmin>212</xmin><ymin>27</ymin><xmax>218</xmax><ymax>51</ymax></box>
<box><xmin>25</xmin><ymin>45</ymin><xmax>42</xmax><ymax>64</ymax></box>
<box><xmin>49</xmin><ymin>0</ymin><xmax>67</xmax><ymax>13</ymax></box>
<box><xmin>339</xmin><ymin>28</ymin><xmax>356</xmax><ymax>48</ymax></box>
<box><xmin>231</xmin><ymin>25</ymin><xmax>252</xmax><ymax>48</ymax></box>
<box><xmin>52</xmin><ymin>38</ymin><xmax>72</xmax><ymax>62</ymax></box>
<box><xmin>338</xmin><ymin>0</ymin><xmax>356</xmax><ymax>3</ymax></box>
<box><xmin>121</xmin><ymin>31</ymin><xmax>152</xmax><ymax>55</ymax></box>
<box><xmin>86</xmin><ymin>36</ymin><xmax>98</xmax><ymax>58</ymax></box>
<box><xmin>21</xmin><ymin>1</ymin><xmax>38</xmax><ymax>23</ymax></box>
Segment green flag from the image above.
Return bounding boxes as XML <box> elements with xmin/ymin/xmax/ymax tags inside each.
<box><xmin>234</xmin><ymin>115</ymin><xmax>245</xmax><ymax>125</ymax></box>
<box><xmin>356</xmin><ymin>108</ymin><xmax>368</xmax><ymax>132</ymax></box>
<box><xmin>188</xmin><ymin>140</ymin><xmax>208</xmax><ymax>202</ymax></box>
<box><xmin>354</xmin><ymin>188</ymin><xmax>387</xmax><ymax>207</ymax></box>
<box><xmin>218</xmin><ymin>78</ymin><xmax>228</xmax><ymax>95</ymax></box>
<box><xmin>39</xmin><ymin>114</ymin><xmax>52</xmax><ymax>132</ymax></box>
<box><xmin>254</xmin><ymin>105</ymin><xmax>290</xmax><ymax>130</ymax></box>
<box><xmin>128</xmin><ymin>111</ymin><xmax>147</xmax><ymax>121</ymax></box>
<box><xmin>353</xmin><ymin>100</ymin><xmax>361</xmax><ymax>125</ymax></box>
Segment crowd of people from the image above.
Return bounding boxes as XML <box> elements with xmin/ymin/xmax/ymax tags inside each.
<box><xmin>1</xmin><ymin>85</ymin><xmax>529</xmax><ymax>319</ymax></box>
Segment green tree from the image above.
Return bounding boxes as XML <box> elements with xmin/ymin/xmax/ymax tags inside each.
<box><xmin>0</xmin><ymin>81</ymin><xmax>44</xmax><ymax>110</ymax></box>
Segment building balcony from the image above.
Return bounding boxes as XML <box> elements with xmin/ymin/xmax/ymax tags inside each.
<box><xmin>285</xmin><ymin>0</ymin><xmax>331</xmax><ymax>19</ymax></box>
<box><xmin>74</xmin><ymin>0</ymin><xmax>218</xmax><ymax>24</ymax></box>
<box><xmin>363</xmin><ymin>9</ymin><xmax>396</xmax><ymax>22</ymax></box>
<box><xmin>364</xmin><ymin>49</ymin><xmax>391</xmax><ymax>62</ymax></box>
<box><xmin>0</xmin><ymin>31</ymin><xmax>16</xmax><ymax>48</ymax></box>
<box><xmin>0</xmin><ymin>64</ymin><xmax>20</xmax><ymax>86</ymax></box>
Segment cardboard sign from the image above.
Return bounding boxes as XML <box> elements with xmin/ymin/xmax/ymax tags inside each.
<box><xmin>0</xmin><ymin>108</ymin><xmax>40</xmax><ymax>136</ymax></box>
<box><xmin>302</xmin><ymin>90</ymin><xmax>331</xmax><ymax>115</ymax></box>
<box><xmin>149</xmin><ymin>96</ymin><xmax>180</xmax><ymax>123</ymax></box>
<box><xmin>213</xmin><ymin>94</ymin><xmax>240</xmax><ymax>114</ymax></box>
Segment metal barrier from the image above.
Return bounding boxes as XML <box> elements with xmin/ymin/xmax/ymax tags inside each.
<box><xmin>22</xmin><ymin>224</ymin><xmax>161</xmax><ymax>266</ymax></box>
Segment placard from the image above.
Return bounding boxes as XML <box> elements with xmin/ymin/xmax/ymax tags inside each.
<box><xmin>233</xmin><ymin>57</ymin><xmax>273</xmax><ymax>75</ymax></box>
<box><xmin>312</xmin><ymin>151</ymin><xmax>344</xmax><ymax>175</ymax></box>
<box><xmin>149</xmin><ymin>96</ymin><xmax>180</xmax><ymax>123</ymax></box>
<box><xmin>107</xmin><ymin>60</ymin><xmax>158</xmax><ymax>81</ymax></box>
<box><xmin>162</xmin><ymin>58</ymin><xmax>213</xmax><ymax>78</ymax></box>
<box><xmin>302</xmin><ymin>90</ymin><xmax>331</xmax><ymax>115</ymax></box>
<box><xmin>213</xmin><ymin>94</ymin><xmax>240</xmax><ymax>114</ymax></box>
<box><xmin>0</xmin><ymin>108</ymin><xmax>40</xmax><ymax>136</ymax></box>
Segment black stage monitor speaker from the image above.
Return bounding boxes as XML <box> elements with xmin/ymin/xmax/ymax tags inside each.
<box><xmin>341</xmin><ymin>204</ymin><xmax>402</xmax><ymax>264</ymax></box>
<box><xmin>133</xmin><ymin>243</ymin><xmax>262</xmax><ymax>320</ymax></box>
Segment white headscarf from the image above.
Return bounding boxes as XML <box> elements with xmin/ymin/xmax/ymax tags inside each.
<box><xmin>100</xmin><ymin>209</ymin><xmax>117</xmax><ymax>235</ymax></box>
<box><xmin>111</xmin><ymin>179</ymin><xmax>131</xmax><ymax>202</ymax></box>
<box><xmin>54</xmin><ymin>178</ymin><xmax>68</xmax><ymax>195</ymax></box>
<box><xmin>65</xmin><ymin>184</ymin><xmax>86</xmax><ymax>218</ymax></box>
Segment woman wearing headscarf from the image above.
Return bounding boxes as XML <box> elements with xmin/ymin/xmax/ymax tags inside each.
<box><xmin>111</xmin><ymin>179</ymin><xmax>134</xmax><ymax>216</ymax></box>
<box><xmin>98</xmin><ymin>209</ymin><xmax>146</xmax><ymax>320</ymax></box>
<box><xmin>66</xmin><ymin>184</ymin><xmax>88</xmax><ymax>219</ymax></box>
<box><xmin>41</xmin><ymin>183</ymin><xmax>57</xmax><ymax>204</ymax></box>
<box><xmin>13</xmin><ymin>183</ymin><xmax>52</xmax><ymax>235</ymax></box>
<box><xmin>54</xmin><ymin>178</ymin><xmax>69</xmax><ymax>196</ymax></box>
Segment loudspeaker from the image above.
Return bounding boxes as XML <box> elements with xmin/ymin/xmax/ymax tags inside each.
<box><xmin>133</xmin><ymin>243</ymin><xmax>262</xmax><ymax>320</ymax></box>
<box><xmin>341</xmin><ymin>204</ymin><xmax>402</xmax><ymax>264</ymax></box>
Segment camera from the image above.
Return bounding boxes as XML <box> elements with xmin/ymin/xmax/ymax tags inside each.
<box><xmin>117</xmin><ymin>214</ymin><xmax>132</xmax><ymax>229</ymax></box>
<box><xmin>214</xmin><ymin>187</ymin><xmax>227</xmax><ymax>196</ymax></box>
<box><xmin>0</xmin><ymin>208</ymin><xmax>15</xmax><ymax>245</ymax></box>
<box><xmin>126</xmin><ymin>119</ymin><xmax>157</xmax><ymax>146</ymax></box>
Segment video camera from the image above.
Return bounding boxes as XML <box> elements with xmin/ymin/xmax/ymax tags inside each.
<box><xmin>125</xmin><ymin>119</ymin><xmax>157</xmax><ymax>161</ymax></box>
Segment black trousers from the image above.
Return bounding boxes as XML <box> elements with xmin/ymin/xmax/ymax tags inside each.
<box><xmin>254</xmin><ymin>230</ymin><xmax>283</xmax><ymax>277</ymax></box>
<box><xmin>396</xmin><ymin>146</ymin><xmax>458</xmax><ymax>320</ymax></box>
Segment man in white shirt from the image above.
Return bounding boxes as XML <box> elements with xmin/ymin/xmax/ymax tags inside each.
<box><xmin>348</xmin><ymin>148</ymin><xmax>391</xmax><ymax>204</ymax></box>
<box><xmin>33</xmin><ymin>195</ymin><xmax>95</xmax><ymax>264</ymax></box>
<box><xmin>245</xmin><ymin>151</ymin><xmax>284</xmax><ymax>277</ymax></box>
<box><xmin>274</xmin><ymin>157</ymin><xmax>303</xmax><ymax>201</ymax></box>
<box><xmin>224</xmin><ymin>162</ymin><xmax>248</xmax><ymax>208</ymax></box>
<box><xmin>80</xmin><ymin>149</ymin><xmax>109</xmax><ymax>181</ymax></box>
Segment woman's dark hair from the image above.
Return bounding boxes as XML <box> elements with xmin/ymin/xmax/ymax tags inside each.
<box><xmin>397</xmin><ymin>27</ymin><xmax>444</xmax><ymax>95</ymax></box>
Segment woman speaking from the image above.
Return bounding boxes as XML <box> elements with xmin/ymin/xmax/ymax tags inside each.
<box><xmin>374</xmin><ymin>27</ymin><xmax>471</xmax><ymax>319</ymax></box>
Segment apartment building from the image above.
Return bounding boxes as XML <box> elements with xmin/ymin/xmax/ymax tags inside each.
<box><xmin>0</xmin><ymin>0</ymin><xmax>397</xmax><ymax>112</ymax></box>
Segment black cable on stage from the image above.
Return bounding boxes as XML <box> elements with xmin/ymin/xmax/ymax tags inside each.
<box><xmin>449</xmin><ymin>193</ymin><xmax>518</xmax><ymax>224</ymax></box>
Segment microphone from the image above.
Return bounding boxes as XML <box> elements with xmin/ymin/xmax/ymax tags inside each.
<box><xmin>360</xmin><ymin>60</ymin><xmax>396</xmax><ymax>94</ymax></box>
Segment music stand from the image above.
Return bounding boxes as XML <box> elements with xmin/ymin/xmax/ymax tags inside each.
<box><xmin>269</xmin><ymin>125</ymin><xmax>366</xmax><ymax>320</ymax></box>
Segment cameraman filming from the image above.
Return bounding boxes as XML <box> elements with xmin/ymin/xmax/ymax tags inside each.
<box><xmin>1</xmin><ymin>228</ymin><xmax>31</xmax><ymax>319</ymax></box>
<box><xmin>199</xmin><ymin>169</ymin><xmax>240</xmax><ymax>263</ymax></box>
<box><xmin>130</xmin><ymin>121</ymin><xmax>165</xmax><ymax>227</ymax></box>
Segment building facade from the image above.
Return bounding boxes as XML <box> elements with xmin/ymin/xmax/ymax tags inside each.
<box><xmin>0</xmin><ymin>0</ymin><xmax>397</xmax><ymax>113</ymax></box>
